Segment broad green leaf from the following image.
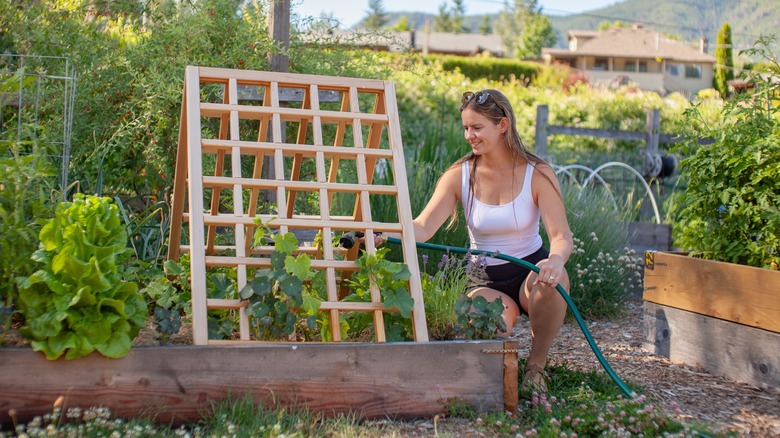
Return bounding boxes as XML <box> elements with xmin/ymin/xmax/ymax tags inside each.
<box><xmin>209</xmin><ymin>272</ymin><xmax>235</xmax><ymax>298</ymax></box>
<box><xmin>63</xmin><ymin>334</ymin><xmax>96</xmax><ymax>360</ymax></box>
<box><xmin>242</xmin><ymin>276</ymin><xmax>273</xmax><ymax>299</ymax></box>
<box><xmin>471</xmin><ymin>295</ymin><xmax>488</xmax><ymax>311</ymax></box>
<box><xmin>27</xmin><ymin>311</ymin><xmax>64</xmax><ymax>339</ymax></box>
<box><xmin>68</xmin><ymin>286</ymin><xmax>97</xmax><ymax>308</ymax></box>
<box><xmin>95</xmin><ymin>332</ymin><xmax>132</xmax><ymax>359</ymax></box>
<box><xmin>249</xmin><ymin>301</ymin><xmax>270</xmax><ymax>318</ymax></box>
<box><xmin>270</xmin><ymin>250</ymin><xmax>286</xmax><ymax>270</ymax></box>
<box><xmin>143</xmin><ymin>280</ymin><xmax>179</xmax><ymax>308</ymax></box>
<box><xmin>164</xmin><ymin>259</ymin><xmax>186</xmax><ymax>276</ymax></box>
<box><xmin>70</xmin><ymin>313</ymin><xmax>112</xmax><ymax>346</ymax></box>
<box><xmin>279</xmin><ymin>275</ymin><xmax>303</xmax><ymax>301</ymax></box>
<box><xmin>98</xmin><ymin>298</ymin><xmax>127</xmax><ymax>317</ymax></box>
<box><xmin>454</xmin><ymin>295</ymin><xmax>472</xmax><ymax>316</ymax></box>
<box><xmin>273</xmin><ymin>232</ymin><xmax>298</xmax><ymax>255</ymax></box>
<box><xmin>284</xmin><ymin>254</ymin><xmax>311</xmax><ymax>280</ymax></box>
<box><xmin>382</xmin><ymin>287</ymin><xmax>414</xmax><ymax>318</ymax></box>
<box><xmin>301</xmin><ymin>293</ymin><xmax>322</xmax><ymax>314</ymax></box>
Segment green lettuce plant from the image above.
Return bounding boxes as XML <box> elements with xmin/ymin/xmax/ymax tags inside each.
<box><xmin>16</xmin><ymin>194</ymin><xmax>147</xmax><ymax>359</ymax></box>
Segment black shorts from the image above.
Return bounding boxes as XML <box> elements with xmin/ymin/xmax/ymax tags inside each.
<box><xmin>471</xmin><ymin>246</ymin><xmax>549</xmax><ymax>312</ymax></box>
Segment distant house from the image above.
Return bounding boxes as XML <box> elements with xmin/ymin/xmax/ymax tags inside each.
<box><xmin>541</xmin><ymin>25</ymin><xmax>715</xmax><ymax>97</ymax></box>
<box><xmin>306</xmin><ymin>29</ymin><xmax>504</xmax><ymax>57</ymax></box>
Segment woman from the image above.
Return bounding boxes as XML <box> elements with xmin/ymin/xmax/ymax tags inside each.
<box><xmin>400</xmin><ymin>89</ymin><xmax>573</xmax><ymax>392</ymax></box>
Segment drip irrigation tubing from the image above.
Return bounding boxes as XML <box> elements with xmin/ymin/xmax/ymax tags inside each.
<box><xmin>385</xmin><ymin>236</ymin><xmax>636</xmax><ymax>398</ymax></box>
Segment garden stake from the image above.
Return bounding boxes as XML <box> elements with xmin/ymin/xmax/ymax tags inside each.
<box><xmin>384</xmin><ymin>236</ymin><xmax>636</xmax><ymax>398</ymax></box>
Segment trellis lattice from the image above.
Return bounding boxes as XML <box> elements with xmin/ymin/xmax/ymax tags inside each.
<box><xmin>168</xmin><ymin>66</ymin><xmax>428</xmax><ymax>345</ymax></box>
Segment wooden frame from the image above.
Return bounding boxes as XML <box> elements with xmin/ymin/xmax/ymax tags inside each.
<box><xmin>643</xmin><ymin>251</ymin><xmax>780</xmax><ymax>389</ymax></box>
<box><xmin>0</xmin><ymin>340</ymin><xmax>518</xmax><ymax>426</ymax></box>
<box><xmin>168</xmin><ymin>67</ymin><xmax>428</xmax><ymax>344</ymax></box>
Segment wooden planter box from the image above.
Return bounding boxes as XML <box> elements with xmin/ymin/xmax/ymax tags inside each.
<box><xmin>642</xmin><ymin>251</ymin><xmax>780</xmax><ymax>389</ymax></box>
<box><xmin>0</xmin><ymin>340</ymin><xmax>518</xmax><ymax>426</ymax></box>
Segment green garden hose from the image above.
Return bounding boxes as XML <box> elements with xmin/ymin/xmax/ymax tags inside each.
<box><xmin>385</xmin><ymin>236</ymin><xmax>636</xmax><ymax>398</ymax></box>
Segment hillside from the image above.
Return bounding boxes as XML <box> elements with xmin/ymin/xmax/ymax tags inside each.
<box><xmin>373</xmin><ymin>0</ymin><xmax>779</xmax><ymax>59</ymax></box>
<box><xmin>549</xmin><ymin>0</ymin><xmax>779</xmax><ymax>55</ymax></box>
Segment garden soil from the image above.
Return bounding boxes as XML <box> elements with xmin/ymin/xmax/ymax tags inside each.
<box><xmin>5</xmin><ymin>294</ymin><xmax>779</xmax><ymax>437</ymax></box>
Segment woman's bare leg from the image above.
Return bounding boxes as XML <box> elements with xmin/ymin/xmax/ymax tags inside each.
<box><xmin>519</xmin><ymin>271</ymin><xmax>569</xmax><ymax>370</ymax></box>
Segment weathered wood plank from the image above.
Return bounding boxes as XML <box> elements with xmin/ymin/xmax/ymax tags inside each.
<box><xmin>643</xmin><ymin>251</ymin><xmax>780</xmax><ymax>333</ymax></box>
<box><xmin>642</xmin><ymin>302</ymin><xmax>780</xmax><ymax>390</ymax></box>
<box><xmin>0</xmin><ymin>341</ymin><xmax>514</xmax><ymax>426</ymax></box>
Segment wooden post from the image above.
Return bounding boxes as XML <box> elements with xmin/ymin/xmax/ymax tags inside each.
<box><xmin>642</xmin><ymin>109</ymin><xmax>660</xmax><ymax>178</ymax></box>
<box><xmin>534</xmin><ymin>104</ymin><xmax>549</xmax><ymax>159</ymax></box>
<box><xmin>268</xmin><ymin>0</ymin><xmax>290</xmax><ymax>73</ymax></box>
<box><xmin>266</xmin><ymin>0</ymin><xmax>290</xmax><ymax>204</ymax></box>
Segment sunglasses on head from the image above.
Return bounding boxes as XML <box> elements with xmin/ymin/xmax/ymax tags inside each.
<box><xmin>461</xmin><ymin>91</ymin><xmax>492</xmax><ymax>105</ymax></box>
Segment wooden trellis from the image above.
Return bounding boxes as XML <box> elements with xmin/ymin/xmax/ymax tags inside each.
<box><xmin>168</xmin><ymin>66</ymin><xmax>428</xmax><ymax>345</ymax></box>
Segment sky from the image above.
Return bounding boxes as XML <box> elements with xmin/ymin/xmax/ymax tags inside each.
<box><xmin>292</xmin><ymin>0</ymin><xmax>622</xmax><ymax>28</ymax></box>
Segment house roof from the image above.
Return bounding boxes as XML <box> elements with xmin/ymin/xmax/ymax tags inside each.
<box><xmin>418</xmin><ymin>31</ymin><xmax>503</xmax><ymax>55</ymax></box>
<box><xmin>543</xmin><ymin>27</ymin><xmax>715</xmax><ymax>63</ymax></box>
<box><xmin>304</xmin><ymin>29</ymin><xmax>504</xmax><ymax>57</ymax></box>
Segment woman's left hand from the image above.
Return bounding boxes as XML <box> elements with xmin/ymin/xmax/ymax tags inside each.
<box><xmin>533</xmin><ymin>255</ymin><xmax>566</xmax><ymax>288</ymax></box>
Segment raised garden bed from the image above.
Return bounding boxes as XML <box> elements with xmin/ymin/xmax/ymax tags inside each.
<box><xmin>642</xmin><ymin>251</ymin><xmax>780</xmax><ymax>390</ymax></box>
<box><xmin>0</xmin><ymin>339</ymin><xmax>518</xmax><ymax>426</ymax></box>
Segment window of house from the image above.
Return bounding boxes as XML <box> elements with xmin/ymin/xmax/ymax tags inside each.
<box><xmin>638</xmin><ymin>61</ymin><xmax>648</xmax><ymax>72</ymax></box>
<box><xmin>666</xmin><ymin>64</ymin><xmax>680</xmax><ymax>76</ymax></box>
<box><xmin>594</xmin><ymin>58</ymin><xmax>608</xmax><ymax>70</ymax></box>
<box><xmin>685</xmin><ymin>64</ymin><xmax>702</xmax><ymax>78</ymax></box>
<box><xmin>624</xmin><ymin>61</ymin><xmax>636</xmax><ymax>72</ymax></box>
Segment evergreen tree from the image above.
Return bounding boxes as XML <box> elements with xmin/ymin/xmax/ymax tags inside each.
<box><xmin>496</xmin><ymin>0</ymin><xmax>555</xmax><ymax>59</ymax></box>
<box><xmin>714</xmin><ymin>22</ymin><xmax>734</xmax><ymax>98</ymax></box>
<box><xmin>479</xmin><ymin>15</ymin><xmax>492</xmax><ymax>35</ymax></box>
<box><xmin>434</xmin><ymin>2</ymin><xmax>453</xmax><ymax>32</ymax></box>
<box><xmin>364</xmin><ymin>0</ymin><xmax>387</xmax><ymax>30</ymax></box>
<box><xmin>389</xmin><ymin>15</ymin><xmax>412</xmax><ymax>31</ymax></box>
<box><xmin>451</xmin><ymin>0</ymin><xmax>468</xmax><ymax>34</ymax></box>
<box><xmin>518</xmin><ymin>12</ymin><xmax>556</xmax><ymax>58</ymax></box>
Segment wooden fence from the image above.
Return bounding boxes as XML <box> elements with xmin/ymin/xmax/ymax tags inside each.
<box><xmin>534</xmin><ymin>105</ymin><xmax>711</xmax><ymax>179</ymax></box>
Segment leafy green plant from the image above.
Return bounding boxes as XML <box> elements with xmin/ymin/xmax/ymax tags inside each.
<box><xmin>131</xmin><ymin>256</ymin><xmax>192</xmax><ymax>345</ymax></box>
<box><xmin>454</xmin><ymin>294</ymin><xmax>506</xmax><ymax>340</ymax></box>
<box><xmin>420</xmin><ymin>251</ymin><xmax>498</xmax><ymax>340</ymax></box>
<box><xmin>420</xmin><ymin>252</ymin><xmax>470</xmax><ymax>340</ymax></box>
<box><xmin>673</xmin><ymin>36</ymin><xmax>780</xmax><ymax>269</ymax></box>
<box><xmin>16</xmin><ymin>194</ymin><xmax>147</xmax><ymax>359</ymax></box>
<box><xmin>0</xmin><ymin>141</ymin><xmax>56</xmax><ymax>336</ymax></box>
<box><xmin>343</xmin><ymin>247</ymin><xmax>415</xmax><ymax>341</ymax></box>
<box><xmin>238</xmin><ymin>223</ymin><xmax>321</xmax><ymax>340</ymax></box>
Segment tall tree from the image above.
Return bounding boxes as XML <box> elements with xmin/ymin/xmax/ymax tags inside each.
<box><xmin>496</xmin><ymin>0</ymin><xmax>555</xmax><ymax>59</ymax></box>
<box><xmin>714</xmin><ymin>22</ymin><xmax>734</xmax><ymax>98</ymax></box>
<box><xmin>389</xmin><ymin>15</ymin><xmax>412</xmax><ymax>31</ymax></box>
<box><xmin>451</xmin><ymin>0</ymin><xmax>468</xmax><ymax>34</ymax></box>
<box><xmin>364</xmin><ymin>0</ymin><xmax>387</xmax><ymax>30</ymax></box>
<box><xmin>433</xmin><ymin>2</ymin><xmax>453</xmax><ymax>32</ymax></box>
<box><xmin>479</xmin><ymin>15</ymin><xmax>492</xmax><ymax>35</ymax></box>
<box><xmin>434</xmin><ymin>0</ymin><xmax>468</xmax><ymax>33</ymax></box>
<box><xmin>517</xmin><ymin>11</ymin><xmax>556</xmax><ymax>58</ymax></box>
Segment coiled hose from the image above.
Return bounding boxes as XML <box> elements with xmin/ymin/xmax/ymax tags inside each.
<box><xmin>385</xmin><ymin>236</ymin><xmax>635</xmax><ymax>398</ymax></box>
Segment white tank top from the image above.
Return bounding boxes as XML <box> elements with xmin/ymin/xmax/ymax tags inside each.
<box><xmin>461</xmin><ymin>161</ymin><xmax>543</xmax><ymax>266</ymax></box>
